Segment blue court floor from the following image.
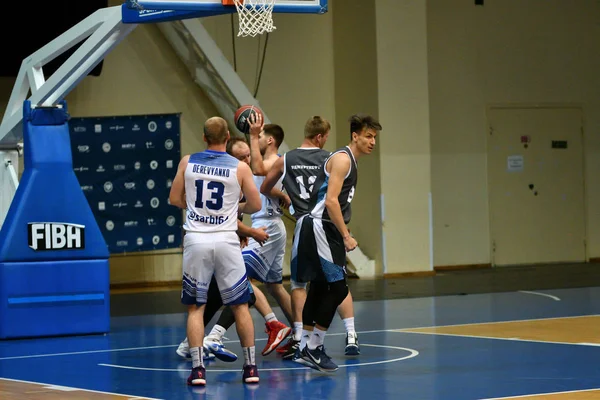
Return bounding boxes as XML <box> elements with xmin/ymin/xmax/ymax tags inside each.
<box><xmin>1</xmin><ymin>286</ymin><xmax>600</xmax><ymax>399</ymax></box>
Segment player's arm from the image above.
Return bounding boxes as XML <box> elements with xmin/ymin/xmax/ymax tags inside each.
<box><xmin>168</xmin><ymin>155</ymin><xmax>190</xmax><ymax>209</ymax></box>
<box><xmin>324</xmin><ymin>153</ymin><xmax>357</xmax><ymax>251</ymax></box>
<box><xmin>236</xmin><ymin>220</ymin><xmax>269</xmax><ymax>245</ymax></box>
<box><xmin>247</xmin><ymin>113</ymin><xmax>270</xmax><ymax>176</ymax></box>
<box><xmin>260</xmin><ymin>155</ymin><xmax>284</xmax><ymax>195</ymax></box>
<box><xmin>260</xmin><ymin>156</ymin><xmax>290</xmax><ymax>207</ymax></box>
<box><xmin>237</xmin><ymin>161</ymin><xmax>262</xmax><ymax>215</ymax></box>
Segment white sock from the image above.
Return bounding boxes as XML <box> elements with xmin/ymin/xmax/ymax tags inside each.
<box><xmin>293</xmin><ymin>322</ymin><xmax>303</xmax><ymax>341</ymax></box>
<box><xmin>299</xmin><ymin>329</ymin><xmax>311</xmax><ymax>350</ymax></box>
<box><xmin>264</xmin><ymin>312</ymin><xmax>277</xmax><ymax>323</ymax></box>
<box><xmin>243</xmin><ymin>346</ymin><xmax>256</xmax><ymax>366</ymax></box>
<box><xmin>208</xmin><ymin>324</ymin><xmax>227</xmax><ymax>339</ymax></box>
<box><xmin>307</xmin><ymin>327</ymin><xmax>326</xmax><ymax>350</ymax></box>
<box><xmin>343</xmin><ymin>317</ymin><xmax>355</xmax><ymax>334</ymax></box>
<box><xmin>190</xmin><ymin>346</ymin><xmax>203</xmax><ymax>368</ymax></box>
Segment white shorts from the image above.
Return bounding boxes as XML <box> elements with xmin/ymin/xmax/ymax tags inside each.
<box><xmin>181</xmin><ymin>231</ymin><xmax>251</xmax><ymax>306</ymax></box>
<box><xmin>242</xmin><ymin>218</ymin><xmax>286</xmax><ymax>284</ymax></box>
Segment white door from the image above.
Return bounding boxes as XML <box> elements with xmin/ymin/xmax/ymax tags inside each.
<box><xmin>487</xmin><ymin>107</ymin><xmax>586</xmax><ymax>266</ymax></box>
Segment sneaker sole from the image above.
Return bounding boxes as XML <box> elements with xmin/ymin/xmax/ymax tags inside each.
<box><xmin>262</xmin><ymin>327</ymin><xmax>292</xmax><ymax>356</ymax></box>
<box><xmin>292</xmin><ymin>357</ymin><xmax>313</xmax><ymax>367</ymax></box>
<box><xmin>244</xmin><ymin>377</ymin><xmax>260</xmax><ymax>384</ymax></box>
<box><xmin>189</xmin><ymin>378</ymin><xmax>206</xmax><ymax>386</ymax></box>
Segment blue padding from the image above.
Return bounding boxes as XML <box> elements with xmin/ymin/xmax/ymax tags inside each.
<box><xmin>0</xmin><ymin>101</ymin><xmax>109</xmax><ymax>262</ymax></box>
<box><xmin>0</xmin><ymin>259</ymin><xmax>110</xmax><ymax>339</ymax></box>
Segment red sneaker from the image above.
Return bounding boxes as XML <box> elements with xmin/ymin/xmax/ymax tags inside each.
<box><xmin>262</xmin><ymin>320</ymin><xmax>291</xmax><ymax>356</ymax></box>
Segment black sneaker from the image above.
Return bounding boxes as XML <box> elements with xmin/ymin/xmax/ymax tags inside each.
<box><xmin>280</xmin><ymin>338</ymin><xmax>300</xmax><ymax>360</ymax></box>
<box><xmin>345</xmin><ymin>332</ymin><xmax>360</xmax><ymax>355</ymax></box>
<box><xmin>242</xmin><ymin>364</ymin><xmax>260</xmax><ymax>384</ymax></box>
<box><xmin>187</xmin><ymin>366</ymin><xmax>206</xmax><ymax>386</ymax></box>
<box><xmin>301</xmin><ymin>345</ymin><xmax>338</xmax><ymax>372</ymax></box>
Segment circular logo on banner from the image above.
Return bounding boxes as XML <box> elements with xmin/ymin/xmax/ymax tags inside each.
<box><xmin>136</xmin><ymin>237</ymin><xmax>144</xmax><ymax>246</ymax></box>
<box><xmin>146</xmin><ymin>179</ymin><xmax>155</xmax><ymax>190</ymax></box>
<box><xmin>152</xmin><ymin>235</ymin><xmax>160</xmax><ymax>245</ymax></box>
<box><xmin>166</xmin><ymin>121</ymin><xmax>172</xmax><ymax>129</ymax></box>
<box><xmin>148</xmin><ymin>121</ymin><xmax>157</xmax><ymax>132</ymax></box>
<box><xmin>164</xmin><ymin>139</ymin><xmax>174</xmax><ymax>150</ymax></box>
<box><xmin>106</xmin><ymin>220</ymin><xmax>114</xmax><ymax>231</ymax></box>
<box><xmin>102</xmin><ymin>142</ymin><xmax>111</xmax><ymax>153</ymax></box>
<box><xmin>104</xmin><ymin>181</ymin><xmax>113</xmax><ymax>193</ymax></box>
<box><xmin>150</xmin><ymin>197</ymin><xmax>160</xmax><ymax>208</ymax></box>
<box><xmin>134</xmin><ymin>162</ymin><xmax>141</xmax><ymax>170</ymax></box>
<box><xmin>166</xmin><ymin>216</ymin><xmax>176</xmax><ymax>226</ymax></box>
<box><xmin>150</xmin><ymin>160</ymin><xmax>158</xmax><ymax>170</ymax></box>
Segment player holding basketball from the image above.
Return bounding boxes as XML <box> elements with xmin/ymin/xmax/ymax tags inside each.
<box><xmin>294</xmin><ymin>114</ymin><xmax>381</xmax><ymax>372</ymax></box>
<box><xmin>169</xmin><ymin>116</ymin><xmax>261</xmax><ymax>385</ymax></box>
<box><xmin>240</xmin><ymin>114</ymin><xmax>296</xmax><ymax>355</ymax></box>
<box><xmin>259</xmin><ymin>116</ymin><xmax>361</xmax><ymax>361</ymax></box>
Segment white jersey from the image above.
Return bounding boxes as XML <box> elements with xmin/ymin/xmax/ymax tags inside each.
<box><xmin>251</xmin><ymin>174</ymin><xmax>284</xmax><ymax>221</ymax></box>
<box><xmin>183</xmin><ymin>150</ymin><xmax>241</xmax><ymax>233</ymax></box>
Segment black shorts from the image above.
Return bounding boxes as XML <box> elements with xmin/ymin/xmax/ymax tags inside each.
<box><xmin>294</xmin><ymin>216</ymin><xmax>347</xmax><ymax>284</ymax></box>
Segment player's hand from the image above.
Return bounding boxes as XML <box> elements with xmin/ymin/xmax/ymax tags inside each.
<box><xmin>343</xmin><ymin>235</ymin><xmax>358</xmax><ymax>252</ymax></box>
<box><xmin>248</xmin><ymin>111</ymin><xmax>264</xmax><ymax>137</ymax></box>
<box><xmin>279</xmin><ymin>193</ymin><xmax>291</xmax><ymax>209</ymax></box>
<box><xmin>239</xmin><ymin>236</ymin><xmax>249</xmax><ymax>249</ymax></box>
<box><xmin>252</xmin><ymin>226</ymin><xmax>269</xmax><ymax>246</ymax></box>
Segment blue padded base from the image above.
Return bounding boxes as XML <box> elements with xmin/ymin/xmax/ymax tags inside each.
<box><xmin>0</xmin><ymin>259</ymin><xmax>110</xmax><ymax>339</ymax></box>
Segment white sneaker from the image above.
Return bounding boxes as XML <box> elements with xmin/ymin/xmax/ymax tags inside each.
<box><xmin>176</xmin><ymin>337</ymin><xmax>215</xmax><ymax>360</ymax></box>
<box><xmin>203</xmin><ymin>335</ymin><xmax>238</xmax><ymax>362</ymax></box>
<box><xmin>176</xmin><ymin>337</ymin><xmax>190</xmax><ymax>359</ymax></box>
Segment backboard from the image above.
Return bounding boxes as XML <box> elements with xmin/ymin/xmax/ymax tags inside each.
<box><xmin>126</xmin><ymin>0</ymin><xmax>327</xmax><ymax>14</ymax></box>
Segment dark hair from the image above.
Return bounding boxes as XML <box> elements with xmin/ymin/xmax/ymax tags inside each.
<box><xmin>349</xmin><ymin>114</ymin><xmax>382</xmax><ymax>140</ymax></box>
<box><xmin>226</xmin><ymin>136</ymin><xmax>248</xmax><ymax>156</ymax></box>
<box><xmin>204</xmin><ymin>117</ymin><xmax>229</xmax><ymax>145</ymax></box>
<box><xmin>264</xmin><ymin>124</ymin><xmax>285</xmax><ymax>148</ymax></box>
<box><xmin>304</xmin><ymin>116</ymin><xmax>331</xmax><ymax>139</ymax></box>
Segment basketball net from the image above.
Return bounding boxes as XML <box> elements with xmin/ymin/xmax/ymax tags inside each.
<box><xmin>233</xmin><ymin>0</ymin><xmax>277</xmax><ymax>37</ymax></box>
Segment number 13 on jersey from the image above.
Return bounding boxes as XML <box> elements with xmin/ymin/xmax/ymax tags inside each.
<box><xmin>195</xmin><ymin>179</ymin><xmax>224</xmax><ymax>210</ymax></box>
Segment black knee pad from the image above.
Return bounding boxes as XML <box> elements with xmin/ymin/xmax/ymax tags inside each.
<box><xmin>329</xmin><ymin>280</ymin><xmax>349</xmax><ymax>307</ymax></box>
<box><xmin>248</xmin><ymin>292</ymin><xmax>256</xmax><ymax>307</ymax></box>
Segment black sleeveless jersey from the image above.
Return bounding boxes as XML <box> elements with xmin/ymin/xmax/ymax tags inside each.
<box><xmin>308</xmin><ymin>146</ymin><xmax>357</xmax><ymax>225</ymax></box>
<box><xmin>282</xmin><ymin>147</ymin><xmax>330</xmax><ymax>219</ymax></box>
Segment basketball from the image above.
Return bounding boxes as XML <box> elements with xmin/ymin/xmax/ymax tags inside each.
<box><xmin>234</xmin><ymin>105</ymin><xmax>263</xmax><ymax>134</ymax></box>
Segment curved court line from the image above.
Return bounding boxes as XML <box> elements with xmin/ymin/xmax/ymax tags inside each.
<box><xmin>98</xmin><ymin>343</ymin><xmax>419</xmax><ymax>373</ymax></box>
<box><xmin>0</xmin><ymin>328</ymin><xmax>396</xmax><ymax>361</ymax></box>
<box><xmin>517</xmin><ymin>290</ymin><xmax>561</xmax><ymax>301</ymax></box>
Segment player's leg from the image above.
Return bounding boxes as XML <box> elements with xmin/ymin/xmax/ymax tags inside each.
<box><xmin>278</xmin><ymin>216</ymin><xmax>309</xmax><ymax>358</ymax></box>
<box><xmin>337</xmin><ymin>291</ymin><xmax>359</xmax><ymax>355</ymax></box>
<box><xmin>177</xmin><ymin>275</ymin><xmax>221</xmax><ymax>361</ymax></box>
<box><xmin>181</xmin><ymin>235</ymin><xmax>215</xmax><ymax>385</ymax></box>
<box><xmin>214</xmin><ymin>231</ymin><xmax>259</xmax><ymax>384</ymax></box>
<box><xmin>300</xmin><ymin>218</ymin><xmax>348</xmax><ymax>373</ymax></box>
<box><xmin>243</xmin><ymin>223</ymin><xmax>291</xmax><ymax>355</ymax></box>
<box><xmin>265</xmin><ymin>219</ymin><xmax>293</xmax><ymax>325</ymax></box>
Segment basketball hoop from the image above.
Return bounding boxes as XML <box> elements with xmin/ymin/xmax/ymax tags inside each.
<box><xmin>231</xmin><ymin>0</ymin><xmax>277</xmax><ymax>37</ymax></box>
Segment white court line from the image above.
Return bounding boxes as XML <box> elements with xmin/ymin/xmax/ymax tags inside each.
<box><xmin>0</xmin><ymin>329</ymin><xmax>393</xmax><ymax>361</ymax></box>
<box><xmin>396</xmin><ymin>330</ymin><xmax>600</xmax><ymax>347</ymax></box>
<box><xmin>392</xmin><ymin>313</ymin><xmax>600</xmax><ymax>332</ymax></box>
<box><xmin>479</xmin><ymin>387</ymin><xmax>600</xmax><ymax>399</ymax></box>
<box><xmin>3</xmin><ymin>315</ymin><xmax>598</xmax><ymax>361</ymax></box>
<box><xmin>0</xmin><ymin>377</ymin><xmax>161</xmax><ymax>399</ymax></box>
<box><xmin>98</xmin><ymin>343</ymin><xmax>419</xmax><ymax>372</ymax></box>
<box><xmin>518</xmin><ymin>290</ymin><xmax>561</xmax><ymax>301</ymax></box>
